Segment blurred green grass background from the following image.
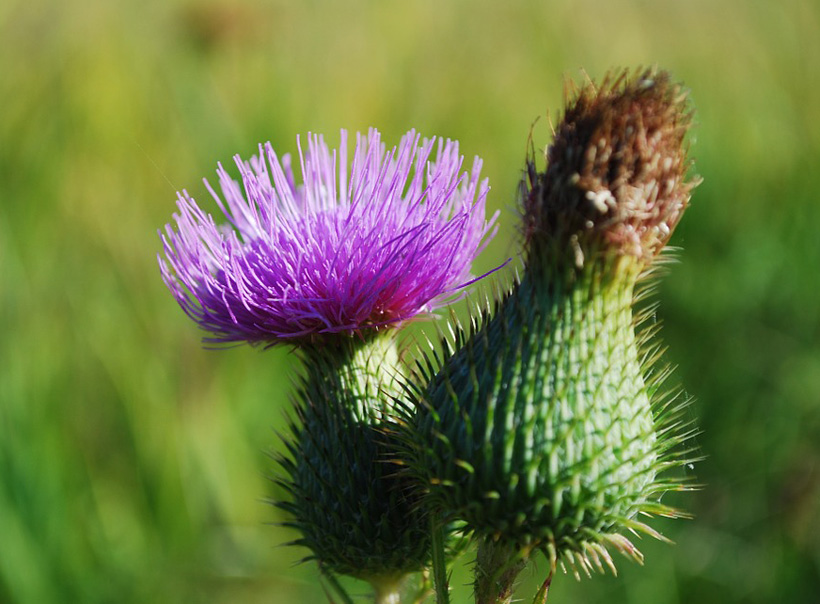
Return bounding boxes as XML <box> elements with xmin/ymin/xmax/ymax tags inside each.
<box><xmin>2</xmin><ymin>0</ymin><xmax>819</xmax><ymax>602</ymax></box>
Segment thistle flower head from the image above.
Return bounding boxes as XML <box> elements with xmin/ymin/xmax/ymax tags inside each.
<box><xmin>524</xmin><ymin>68</ymin><xmax>696</xmax><ymax>270</ymax></box>
<box><xmin>160</xmin><ymin>129</ymin><xmax>497</xmax><ymax>346</ymax></box>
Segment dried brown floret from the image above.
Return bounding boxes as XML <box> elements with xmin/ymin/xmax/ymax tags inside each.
<box><xmin>524</xmin><ymin>68</ymin><xmax>699</xmax><ymax>268</ymax></box>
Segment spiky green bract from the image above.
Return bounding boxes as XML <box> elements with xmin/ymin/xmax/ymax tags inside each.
<box><xmin>401</xmin><ymin>69</ymin><xmax>699</xmax><ymax>594</ymax></box>
<box><xmin>274</xmin><ymin>335</ymin><xmax>430</xmax><ymax>591</ymax></box>
<box><xmin>408</xmin><ymin>261</ymin><xmax>678</xmax><ymax>568</ymax></box>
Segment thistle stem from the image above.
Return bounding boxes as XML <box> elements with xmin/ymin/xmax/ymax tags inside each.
<box><xmin>430</xmin><ymin>515</ymin><xmax>451</xmax><ymax>604</ymax></box>
<box><xmin>474</xmin><ymin>539</ymin><xmax>528</xmax><ymax>604</ymax></box>
<box><xmin>373</xmin><ymin>578</ymin><xmax>403</xmax><ymax>604</ymax></box>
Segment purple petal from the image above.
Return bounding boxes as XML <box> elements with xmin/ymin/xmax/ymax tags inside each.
<box><xmin>159</xmin><ymin>129</ymin><xmax>499</xmax><ymax>346</ymax></box>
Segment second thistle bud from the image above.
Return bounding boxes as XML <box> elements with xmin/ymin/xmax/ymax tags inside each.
<box><xmin>404</xmin><ymin>69</ymin><xmax>699</xmax><ymax>594</ymax></box>
<box><xmin>524</xmin><ymin>69</ymin><xmax>695</xmax><ymax>272</ymax></box>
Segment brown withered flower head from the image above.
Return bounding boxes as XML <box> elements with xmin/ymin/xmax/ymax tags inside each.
<box><xmin>523</xmin><ymin>68</ymin><xmax>698</xmax><ymax>270</ymax></box>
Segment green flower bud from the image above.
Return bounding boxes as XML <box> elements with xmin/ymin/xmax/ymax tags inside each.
<box><xmin>275</xmin><ymin>336</ymin><xmax>430</xmax><ymax>593</ymax></box>
<box><xmin>403</xmin><ymin>69</ymin><xmax>699</xmax><ymax>590</ymax></box>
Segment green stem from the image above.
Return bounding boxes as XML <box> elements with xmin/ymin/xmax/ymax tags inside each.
<box><xmin>372</xmin><ymin>577</ymin><xmax>403</xmax><ymax>604</ymax></box>
<box><xmin>430</xmin><ymin>515</ymin><xmax>450</xmax><ymax>604</ymax></box>
<box><xmin>474</xmin><ymin>539</ymin><xmax>528</xmax><ymax>604</ymax></box>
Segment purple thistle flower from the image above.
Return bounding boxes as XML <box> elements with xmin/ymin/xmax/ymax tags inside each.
<box><xmin>159</xmin><ymin>129</ymin><xmax>499</xmax><ymax>346</ymax></box>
